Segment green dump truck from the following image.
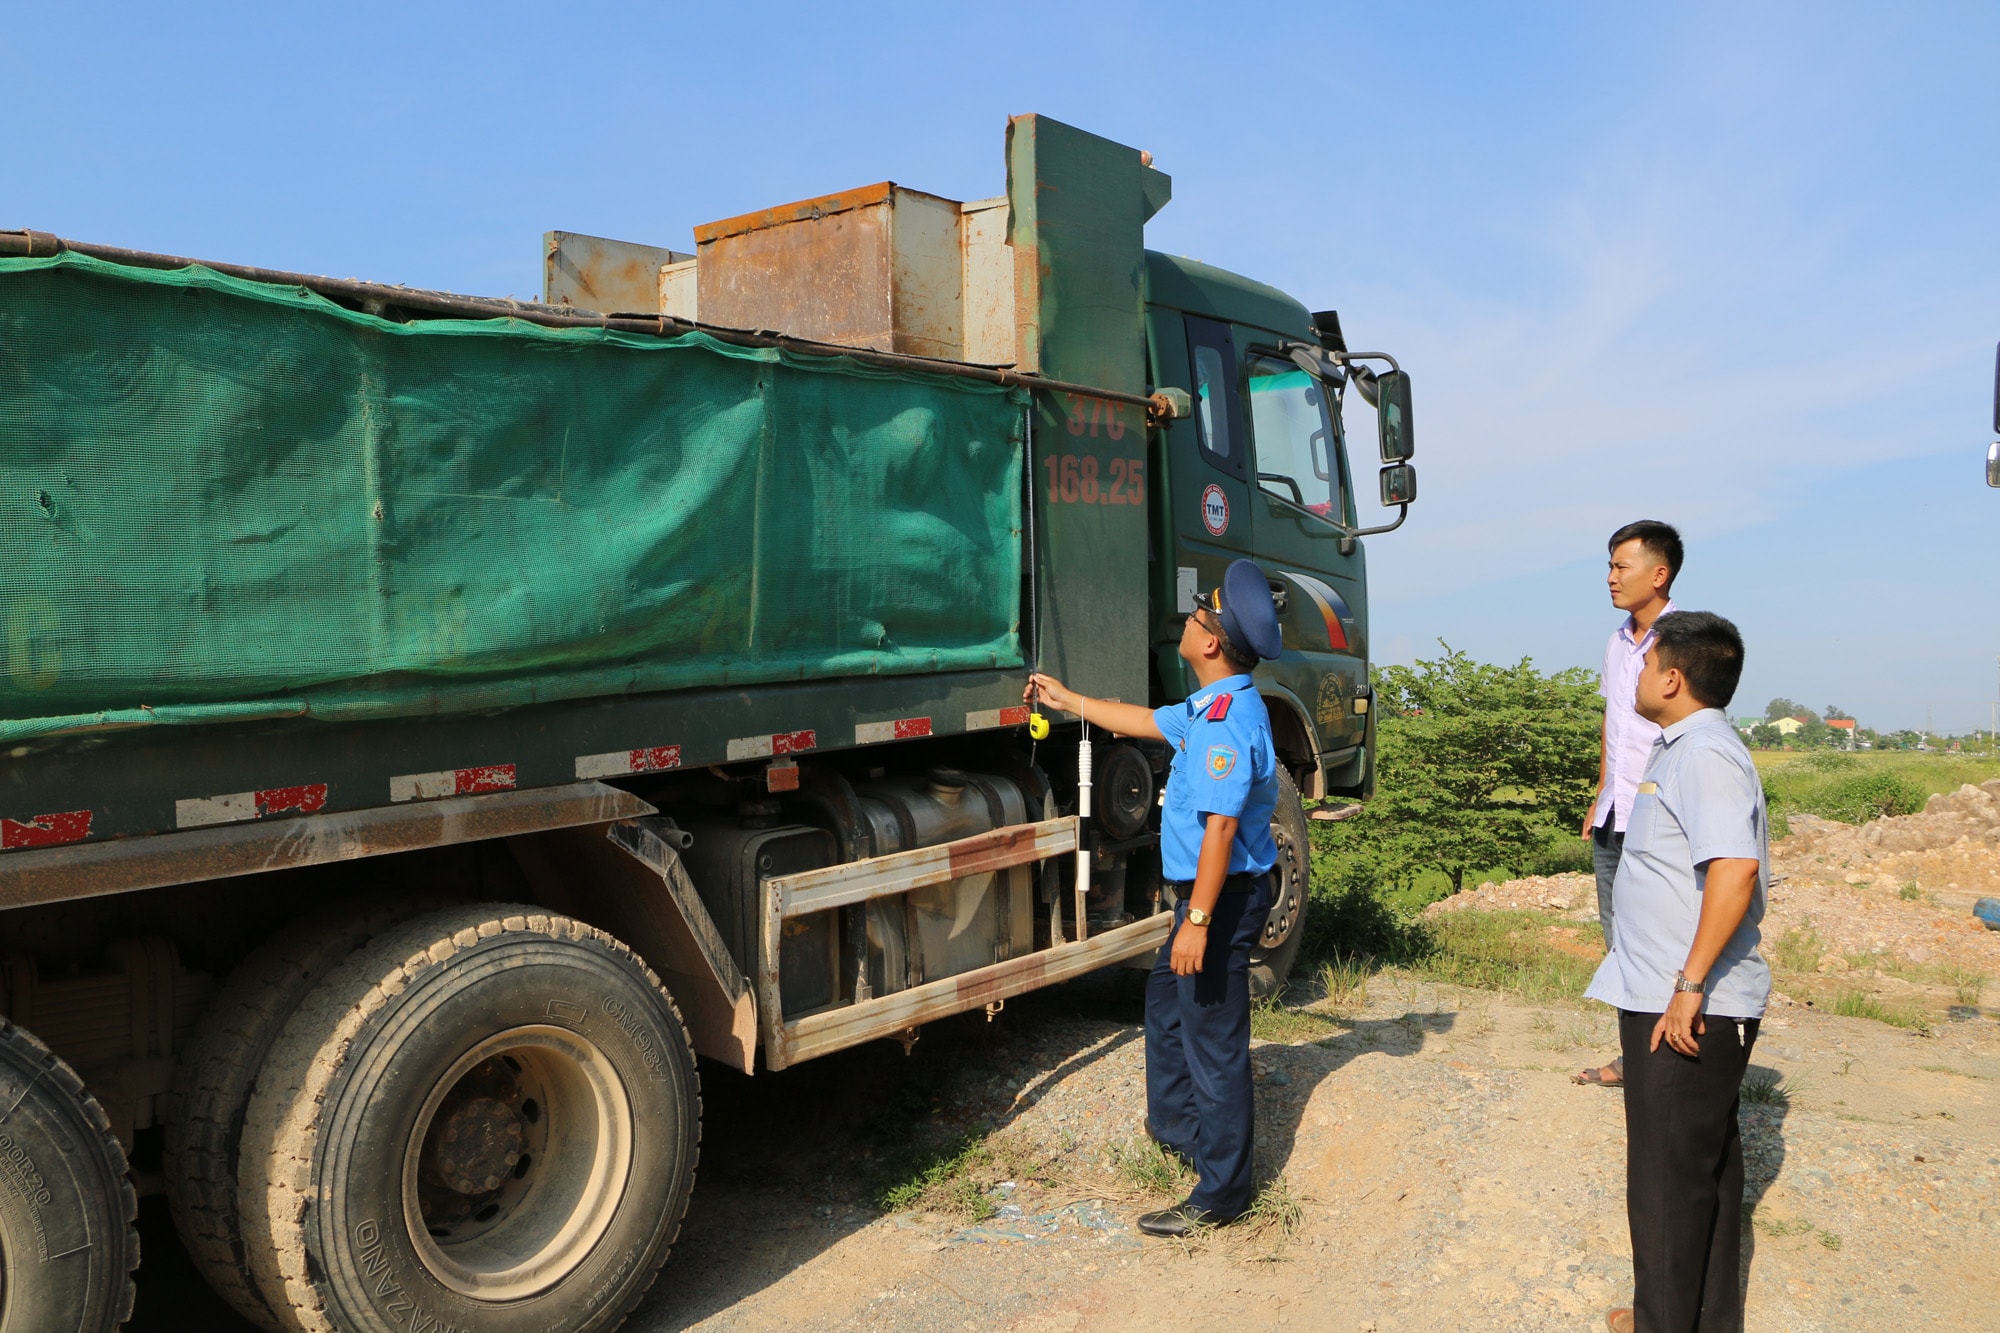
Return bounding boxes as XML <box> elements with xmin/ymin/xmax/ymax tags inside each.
<box><xmin>0</xmin><ymin>115</ymin><xmax>1416</xmax><ymax>1332</ymax></box>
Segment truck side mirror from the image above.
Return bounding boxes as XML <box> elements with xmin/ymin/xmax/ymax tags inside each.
<box><xmin>1375</xmin><ymin>370</ymin><xmax>1414</xmax><ymax>462</ymax></box>
<box><xmin>1379</xmin><ymin>463</ymin><xmax>1417</xmax><ymax>506</ymax></box>
<box><xmin>1987</xmin><ymin>440</ymin><xmax>1999</xmax><ymax>488</ymax></box>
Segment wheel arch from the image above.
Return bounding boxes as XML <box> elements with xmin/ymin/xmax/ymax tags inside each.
<box><xmin>506</xmin><ymin>820</ymin><xmax>757</xmax><ymax>1075</ymax></box>
<box><xmin>1258</xmin><ymin>684</ymin><xmax>1327</xmax><ymax>801</ymax></box>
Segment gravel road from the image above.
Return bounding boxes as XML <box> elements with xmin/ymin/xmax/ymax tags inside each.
<box><xmin>128</xmin><ymin>933</ymin><xmax>2000</xmax><ymax>1332</ymax></box>
<box><xmin>598</xmin><ymin>968</ymin><xmax>1996</xmax><ymax>1333</ymax></box>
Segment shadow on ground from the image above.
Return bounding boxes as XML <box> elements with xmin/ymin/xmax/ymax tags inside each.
<box><xmin>129</xmin><ymin>969</ymin><xmax>1442</xmax><ymax>1331</ymax></box>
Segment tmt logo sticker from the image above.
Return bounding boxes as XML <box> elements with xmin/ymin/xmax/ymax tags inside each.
<box><xmin>1200</xmin><ymin>484</ymin><xmax>1230</xmax><ymax>536</ymax></box>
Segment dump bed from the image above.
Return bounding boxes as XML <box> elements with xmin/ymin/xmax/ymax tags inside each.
<box><xmin>0</xmin><ymin>115</ymin><xmax>1164</xmax><ymax>856</ymax></box>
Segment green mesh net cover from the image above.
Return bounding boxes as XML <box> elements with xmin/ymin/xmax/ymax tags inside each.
<box><xmin>0</xmin><ymin>253</ymin><xmax>1025</xmax><ymax>743</ymax></box>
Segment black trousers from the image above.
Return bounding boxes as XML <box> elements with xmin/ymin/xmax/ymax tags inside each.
<box><xmin>1144</xmin><ymin>877</ymin><xmax>1271</xmax><ymax>1220</ymax></box>
<box><xmin>1619</xmin><ymin>1008</ymin><xmax>1760</xmax><ymax>1333</ymax></box>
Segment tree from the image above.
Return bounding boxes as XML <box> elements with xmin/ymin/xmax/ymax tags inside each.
<box><xmin>1318</xmin><ymin>644</ymin><xmax>1602</xmax><ymax>897</ymax></box>
<box><xmin>1766</xmin><ymin>698</ymin><xmax>1814</xmax><ymax>723</ymax></box>
<box><xmin>1824</xmin><ymin>705</ymin><xmax>1853</xmax><ymax>721</ymax></box>
<box><xmin>1749</xmin><ymin>723</ymin><xmax>1783</xmax><ymax>749</ymax></box>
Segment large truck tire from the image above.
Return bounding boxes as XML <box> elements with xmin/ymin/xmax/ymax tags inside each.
<box><xmin>238</xmin><ymin>906</ymin><xmax>700</xmax><ymax>1333</ymax></box>
<box><xmin>0</xmin><ymin>1019</ymin><xmax>138</xmax><ymax>1333</ymax></box>
<box><xmin>1249</xmin><ymin>768</ymin><xmax>1310</xmax><ymax>999</ymax></box>
<box><xmin>163</xmin><ymin>893</ymin><xmax>450</xmax><ymax>1332</ymax></box>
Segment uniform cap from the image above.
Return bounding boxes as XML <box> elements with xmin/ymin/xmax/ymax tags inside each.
<box><xmin>1215</xmin><ymin>559</ymin><xmax>1283</xmax><ymax>662</ymax></box>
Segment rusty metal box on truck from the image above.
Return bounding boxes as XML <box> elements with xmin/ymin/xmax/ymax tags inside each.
<box><xmin>0</xmin><ymin>115</ymin><xmax>1417</xmax><ymax>1333</ymax></box>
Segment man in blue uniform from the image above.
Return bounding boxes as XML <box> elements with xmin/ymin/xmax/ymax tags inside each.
<box><xmin>1026</xmin><ymin>558</ymin><xmax>1283</xmax><ymax>1236</ymax></box>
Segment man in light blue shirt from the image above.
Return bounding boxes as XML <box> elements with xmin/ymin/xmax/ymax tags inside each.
<box><xmin>1585</xmin><ymin>611</ymin><xmax>1768</xmax><ymax>1333</ymax></box>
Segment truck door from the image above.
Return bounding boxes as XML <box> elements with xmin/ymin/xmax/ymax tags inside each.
<box><xmin>1239</xmin><ymin>341</ymin><xmax>1370</xmax><ymax>767</ymax></box>
<box><xmin>1148</xmin><ymin>311</ymin><xmax>1257</xmax><ymax>698</ymax></box>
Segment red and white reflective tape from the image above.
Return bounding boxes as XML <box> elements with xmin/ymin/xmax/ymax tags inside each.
<box><xmin>389</xmin><ymin>764</ymin><xmax>517</xmax><ymax>803</ymax></box>
<box><xmin>1</xmin><ymin>809</ymin><xmax>92</xmax><ymax>851</ymax></box>
<box><xmin>965</xmin><ymin>705</ymin><xmax>1030</xmax><ymax>731</ymax></box>
<box><xmin>854</xmin><ymin>716</ymin><xmax>932</xmax><ymax>745</ymax></box>
<box><xmin>574</xmin><ymin>745</ymin><xmax>682</xmax><ymax>780</ymax></box>
<box><xmin>176</xmin><ymin>784</ymin><xmax>328</xmax><ymax>830</ymax></box>
<box><xmin>725</xmin><ymin>730</ymin><xmax>815</xmax><ymax>762</ymax></box>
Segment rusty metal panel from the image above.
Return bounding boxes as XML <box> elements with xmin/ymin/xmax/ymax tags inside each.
<box><xmin>542</xmin><ymin>230</ymin><xmax>691</xmax><ymax>314</ymax></box>
<box><xmin>961</xmin><ymin>196</ymin><xmax>1015</xmax><ymax>366</ymax></box>
<box><xmin>693</xmin><ymin>182</ymin><xmax>969</xmax><ymax>358</ymax></box>
<box><xmin>767</xmin><ymin>910</ymin><xmax>1170</xmax><ymax>1069</ymax></box>
<box><xmin>768</xmin><ymin>816</ymin><xmax>1076</xmax><ymax>918</ymax></box>
<box><xmin>0</xmin><ymin>782</ymin><xmax>651</xmax><ymax>910</ymax></box>
<box><xmin>888</xmin><ymin>188</ymin><xmax>963</xmax><ymax>360</ymax></box>
<box><xmin>698</xmin><ymin>191</ymin><xmax>893</xmax><ymax>344</ymax></box>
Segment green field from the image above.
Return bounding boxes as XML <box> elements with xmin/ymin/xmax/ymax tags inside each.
<box><xmin>1753</xmin><ymin>749</ymin><xmax>2000</xmax><ymax>833</ymax></box>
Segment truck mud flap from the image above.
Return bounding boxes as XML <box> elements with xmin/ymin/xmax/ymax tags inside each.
<box><xmin>509</xmin><ymin>817</ymin><xmax>759</xmax><ymax>1074</ymax></box>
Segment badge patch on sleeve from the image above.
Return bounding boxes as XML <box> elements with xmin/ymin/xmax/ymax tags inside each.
<box><xmin>1206</xmin><ymin>746</ymin><xmax>1238</xmax><ymax>778</ymax></box>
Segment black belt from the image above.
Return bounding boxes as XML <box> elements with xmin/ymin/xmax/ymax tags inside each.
<box><xmin>1165</xmin><ymin>872</ymin><xmax>1269</xmax><ymax>896</ymax></box>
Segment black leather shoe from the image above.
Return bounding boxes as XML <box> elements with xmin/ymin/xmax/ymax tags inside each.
<box><xmin>1136</xmin><ymin>1203</ymin><xmax>1223</xmax><ymax>1237</ymax></box>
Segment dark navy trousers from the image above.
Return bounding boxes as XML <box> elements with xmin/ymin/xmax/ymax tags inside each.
<box><xmin>1143</xmin><ymin>877</ymin><xmax>1270</xmax><ymax>1220</ymax></box>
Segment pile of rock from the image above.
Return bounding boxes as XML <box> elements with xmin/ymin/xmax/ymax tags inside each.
<box><xmin>1420</xmin><ymin>872</ymin><xmax>1594</xmax><ymax>919</ymax></box>
<box><xmin>1773</xmin><ymin>780</ymin><xmax>2000</xmax><ymax>918</ymax></box>
<box><xmin>1782</xmin><ymin>779</ymin><xmax>2000</xmax><ymax>862</ymax></box>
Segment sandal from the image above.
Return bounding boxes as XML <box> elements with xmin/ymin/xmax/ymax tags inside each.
<box><xmin>1572</xmin><ymin>1057</ymin><xmax>1624</xmax><ymax>1086</ymax></box>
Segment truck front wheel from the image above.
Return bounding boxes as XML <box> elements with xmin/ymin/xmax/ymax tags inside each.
<box><xmin>1248</xmin><ymin>768</ymin><xmax>1310</xmax><ymax>998</ymax></box>
<box><xmin>238</xmin><ymin>907</ymin><xmax>700</xmax><ymax>1333</ymax></box>
<box><xmin>0</xmin><ymin>1020</ymin><xmax>138</xmax><ymax>1333</ymax></box>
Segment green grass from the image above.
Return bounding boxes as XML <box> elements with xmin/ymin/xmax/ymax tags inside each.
<box><xmin>1878</xmin><ymin>957</ymin><xmax>1987</xmax><ymax>1006</ymax></box>
<box><xmin>1412</xmin><ymin>910</ymin><xmax>1604</xmax><ymax>1003</ymax></box>
<box><xmin>877</xmin><ymin>1135</ymin><xmax>997</xmax><ymax>1217</ymax></box>
<box><xmin>1315</xmin><ymin>954</ymin><xmax>1372</xmax><ymax>1010</ymax></box>
<box><xmin>1243</xmin><ymin>1173</ymin><xmax>1305</xmax><ymax>1236</ymax></box>
<box><xmin>1828</xmin><ymin>989</ymin><xmax>1931</xmax><ymax>1033</ymax></box>
<box><xmin>1771</xmin><ymin>924</ymin><xmax>1826</xmax><ymax>973</ymax></box>
<box><xmin>1740</xmin><ymin>1068</ymin><xmax>1792</xmax><ymax>1107</ymax></box>
<box><xmin>1755</xmin><ymin>750</ymin><xmax>2000</xmax><ymax>827</ymax></box>
<box><xmin>1248</xmin><ymin>992</ymin><xmax>1348</xmax><ymax>1044</ymax></box>
<box><xmin>1111</xmin><ymin>1136</ymin><xmax>1193</xmax><ymax>1198</ymax></box>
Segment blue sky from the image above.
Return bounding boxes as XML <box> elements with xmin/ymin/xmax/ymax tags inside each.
<box><xmin>6</xmin><ymin>3</ymin><xmax>1997</xmax><ymax>731</ymax></box>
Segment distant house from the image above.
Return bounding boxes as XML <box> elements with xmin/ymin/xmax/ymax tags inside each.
<box><xmin>1827</xmin><ymin>717</ymin><xmax>1857</xmax><ymax>749</ymax></box>
<box><xmin>1769</xmin><ymin>717</ymin><xmax>1805</xmax><ymax>737</ymax></box>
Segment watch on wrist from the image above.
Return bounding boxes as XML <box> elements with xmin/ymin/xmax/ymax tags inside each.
<box><xmin>1673</xmin><ymin>970</ymin><xmax>1706</xmax><ymax>994</ymax></box>
<box><xmin>1185</xmin><ymin>906</ymin><xmax>1213</xmax><ymax>927</ymax></box>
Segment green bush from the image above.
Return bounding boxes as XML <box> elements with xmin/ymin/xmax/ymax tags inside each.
<box><xmin>1763</xmin><ymin>767</ymin><xmax>1927</xmax><ymax>825</ymax></box>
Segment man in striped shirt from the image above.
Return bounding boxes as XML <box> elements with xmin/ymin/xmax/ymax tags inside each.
<box><xmin>1574</xmin><ymin>520</ymin><xmax>1680</xmax><ymax>1088</ymax></box>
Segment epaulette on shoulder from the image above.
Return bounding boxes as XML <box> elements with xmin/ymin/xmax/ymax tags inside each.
<box><xmin>1205</xmin><ymin>693</ymin><xmax>1233</xmax><ymax>722</ymax></box>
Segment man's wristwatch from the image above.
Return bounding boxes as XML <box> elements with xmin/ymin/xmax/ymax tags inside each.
<box><xmin>1185</xmin><ymin>906</ymin><xmax>1214</xmax><ymax>927</ymax></box>
<box><xmin>1673</xmin><ymin>970</ymin><xmax>1707</xmax><ymax>994</ymax></box>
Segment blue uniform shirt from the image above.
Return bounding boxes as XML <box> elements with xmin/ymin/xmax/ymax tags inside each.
<box><xmin>1152</xmin><ymin>674</ymin><xmax>1280</xmax><ymax>881</ymax></box>
<box><xmin>1584</xmin><ymin>707</ymin><xmax>1772</xmax><ymax>1019</ymax></box>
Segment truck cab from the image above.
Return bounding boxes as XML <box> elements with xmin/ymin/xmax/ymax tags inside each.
<box><xmin>1145</xmin><ymin>252</ymin><xmax>1398</xmax><ymax>802</ymax></box>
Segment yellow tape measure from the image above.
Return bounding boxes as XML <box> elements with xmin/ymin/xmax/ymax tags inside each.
<box><xmin>1028</xmin><ymin>712</ymin><xmax>1051</xmax><ymax>740</ymax></box>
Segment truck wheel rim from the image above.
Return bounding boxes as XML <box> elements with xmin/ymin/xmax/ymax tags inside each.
<box><xmin>1261</xmin><ymin>829</ymin><xmax>1305</xmax><ymax>949</ymax></box>
<box><xmin>400</xmin><ymin>1024</ymin><xmax>633</xmax><ymax>1300</ymax></box>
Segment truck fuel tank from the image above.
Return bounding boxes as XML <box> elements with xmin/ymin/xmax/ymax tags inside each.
<box><xmin>853</xmin><ymin>769</ymin><xmax>1036</xmax><ymax>1001</ymax></box>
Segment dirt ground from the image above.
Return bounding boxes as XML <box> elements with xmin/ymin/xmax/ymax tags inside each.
<box><xmin>127</xmin><ymin>798</ymin><xmax>2000</xmax><ymax>1332</ymax></box>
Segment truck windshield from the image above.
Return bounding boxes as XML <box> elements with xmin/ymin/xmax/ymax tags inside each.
<box><xmin>1246</xmin><ymin>356</ymin><xmax>1341</xmax><ymax>520</ymax></box>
